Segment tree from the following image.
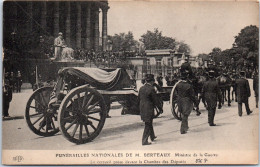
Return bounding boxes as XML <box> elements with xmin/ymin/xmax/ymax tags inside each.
<box><xmin>140</xmin><ymin>28</ymin><xmax>177</xmax><ymax>50</ymax></box>
<box><xmin>177</xmin><ymin>41</ymin><xmax>191</xmax><ymax>54</ymax></box>
<box><xmin>108</xmin><ymin>32</ymin><xmax>138</xmax><ymax>52</ymax></box>
<box><xmin>234</xmin><ymin>25</ymin><xmax>259</xmax><ymax>52</ymax></box>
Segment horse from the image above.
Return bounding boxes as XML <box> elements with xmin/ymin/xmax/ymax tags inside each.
<box><xmin>195</xmin><ymin>75</ymin><xmax>207</xmax><ymax>110</ymax></box>
<box><xmin>217</xmin><ymin>74</ymin><xmax>232</xmax><ymax>107</ymax></box>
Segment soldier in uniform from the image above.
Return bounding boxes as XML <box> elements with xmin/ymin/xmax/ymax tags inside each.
<box><xmin>180</xmin><ymin>57</ymin><xmax>193</xmax><ymax>77</ymax></box>
<box><xmin>202</xmin><ymin>70</ymin><xmax>222</xmax><ymax>126</ymax></box>
<box><xmin>173</xmin><ymin>70</ymin><xmax>198</xmax><ymax>134</ymax></box>
<box><xmin>235</xmin><ymin>71</ymin><xmax>252</xmax><ymax>116</ymax></box>
<box><xmin>3</xmin><ymin>72</ymin><xmax>13</xmax><ymax>118</ymax></box>
<box><xmin>138</xmin><ymin>74</ymin><xmax>163</xmax><ymax>145</ymax></box>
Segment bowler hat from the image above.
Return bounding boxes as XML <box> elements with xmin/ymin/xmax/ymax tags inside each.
<box><xmin>145</xmin><ymin>74</ymin><xmax>155</xmax><ymax>82</ymax></box>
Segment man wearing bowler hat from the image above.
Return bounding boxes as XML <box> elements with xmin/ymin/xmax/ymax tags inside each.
<box><xmin>235</xmin><ymin>71</ymin><xmax>252</xmax><ymax>116</ymax></box>
<box><xmin>202</xmin><ymin>70</ymin><xmax>222</xmax><ymax>126</ymax></box>
<box><xmin>138</xmin><ymin>74</ymin><xmax>163</xmax><ymax>145</ymax></box>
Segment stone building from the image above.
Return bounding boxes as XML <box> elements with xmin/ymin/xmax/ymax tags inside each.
<box><xmin>3</xmin><ymin>1</ymin><xmax>109</xmax><ymax>52</ymax></box>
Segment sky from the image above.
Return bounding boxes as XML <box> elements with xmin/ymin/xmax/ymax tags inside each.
<box><xmin>107</xmin><ymin>1</ymin><xmax>259</xmax><ymax>56</ymax></box>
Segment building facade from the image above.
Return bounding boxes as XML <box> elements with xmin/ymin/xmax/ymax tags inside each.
<box><xmin>3</xmin><ymin>1</ymin><xmax>109</xmax><ymax>52</ymax></box>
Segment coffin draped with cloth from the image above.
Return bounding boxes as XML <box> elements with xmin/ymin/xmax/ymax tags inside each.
<box><xmin>55</xmin><ymin>67</ymin><xmax>140</xmax><ymax>114</ymax></box>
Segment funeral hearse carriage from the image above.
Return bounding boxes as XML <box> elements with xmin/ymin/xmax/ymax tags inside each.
<box><xmin>25</xmin><ymin>67</ymin><xmax>181</xmax><ymax>144</ymax></box>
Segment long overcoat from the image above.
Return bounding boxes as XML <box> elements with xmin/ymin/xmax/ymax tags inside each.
<box><xmin>138</xmin><ymin>83</ymin><xmax>162</xmax><ymax>122</ymax></box>
<box><xmin>235</xmin><ymin>78</ymin><xmax>251</xmax><ymax>103</ymax></box>
<box><xmin>202</xmin><ymin>78</ymin><xmax>222</xmax><ymax>108</ymax></box>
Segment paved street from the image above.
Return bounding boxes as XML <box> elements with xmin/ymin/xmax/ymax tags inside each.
<box><xmin>2</xmin><ymin>80</ymin><xmax>258</xmax><ymax>151</ymax></box>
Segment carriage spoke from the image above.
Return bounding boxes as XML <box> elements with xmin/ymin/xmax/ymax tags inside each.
<box><xmin>63</xmin><ymin>115</ymin><xmax>76</xmax><ymax>122</ymax></box>
<box><xmin>30</xmin><ymin>106</ymin><xmax>36</xmax><ymax>109</ymax></box>
<box><xmin>37</xmin><ymin>118</ymin><xmax>45</xmax><ymax>131</ymax></box>
<box><xmin>34</xmin><ymin>98</ymin><xmax>46</xmax><ymax>109</ymax></box>
<box><xmin>72</xmin><ymin>122</ymin><xmax>79</xmax><ymax>138</ymax></box>
<box><xmin>79</xmin><ymin>124</ymin><xmax>83</xmax><ymax>141</ymax></box>
<box><xmin>90</xmin><ymin>124</ymin><xmax>97</xmax><ymax>131</ymax></box>
<box><xmin>84</xmin><ymin>124</ymin><xmax>90</xmax><ymax>137</ymax></box>
<box><xmin>83</xmin><ymin>94</ymin><xmax>94</xmax><ymax>110</ymax></box>
<box><xmin>77</xmin><ymin>93</ymin><xmax>81</xmax><ymax>110</ymax></box>
<box><xmin>40</xmin><ymin>92</ymin><xmax>48</xmax><ymax>106</ymax></box>
<box><xmin>88</xmin><ymin>109</ymin><xmax>101</xmax><ymax>115</ymax></box>
<box><xmin>82</xmin><ymin>91</ymin><xmax>89</xmax><ymax>108</ymax></box>
<box><xmin>86</xmin><ymin>101</ymin><xmax>100</xmax><ymax>112</ymax></box>
<box><xmin>88</xmin><ymin>116</ymin><xmax>100</xmax><ymax>122</ymax></box>
<box><xmin>32</xmin><ymin>114</ymin><xmax>45</xmax><ymax>125</ymax></box>
<box><xmin>45</xmin><ymin>117</ymin><xmax>48</xmax><ymax>133</ymax></box>
<box><xmin>30</xmin><ymin>112</ymin><xmax>43</xmax><ymax>117</ymax></box>
<box><xmin>65</xmin><ymin>118</ymin><xmax>78</xmax><ymax>131</ymax></box>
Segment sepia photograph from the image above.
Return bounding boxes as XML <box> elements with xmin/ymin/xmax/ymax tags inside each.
<box><xmin>2</xmin><ymin>0</ymin><xmax>259</xmax><ymax>165</ymax></box>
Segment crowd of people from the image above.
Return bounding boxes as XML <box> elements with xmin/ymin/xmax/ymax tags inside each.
<box><xmin>138</xmin><ymin>58</ymin><xmax>259</xmax><ymax>145</ymax></box>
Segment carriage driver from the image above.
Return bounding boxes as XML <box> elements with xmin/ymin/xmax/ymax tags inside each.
<box><xmin>173</xmin><ymin>70</ymin><xmax>199</xmax><ymax>134</ymax></box>
<box><xmin>138</xmin><ymin>74</ymin><xmax>163</xmax><ymax>145</ymax></box>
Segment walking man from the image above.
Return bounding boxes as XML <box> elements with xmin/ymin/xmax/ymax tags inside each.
<box><xmin>235</xmin><ymin>71</ymin><xmax>252</xmax><ymax>116</ymax></box>
<box><xmin>173</xmin><ymin>70</ymin><xmax>198</xmax><ymax>134</ymax></box>
<box><xmin>138</xmin><ymin>74</ymin><xmax>163</xmax><ymax>145</ymax></box>
<box><xmin>202</xmin><ymin>70</ymin><xmax>222</xmax><ymax>126</ymax></box>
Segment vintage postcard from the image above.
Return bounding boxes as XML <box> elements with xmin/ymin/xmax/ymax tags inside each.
<box><xmin>2</xmin><ymin>0</ymin><xmax>259</xmax><ymax>165</ymax></box>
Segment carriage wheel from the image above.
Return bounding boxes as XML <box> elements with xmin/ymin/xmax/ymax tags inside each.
<box><xmin>25</xmin><ymin>87</ymin><xmax>59</xmax><ymax>137</ymax></box>
<box><xmin>171</xmin><ymin>100</ymin><xmax>182</xmax><ymax>120</ymax></box>
<box><xmin>58</xmin><ymin>86</ymin><xmax>107</xmax><ymax>144</ymax></box>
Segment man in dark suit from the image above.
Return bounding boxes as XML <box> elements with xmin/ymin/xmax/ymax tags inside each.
<box><xmin>235</xmin><ymin>71</ymin><xmax>252</xmax><ymax>116</ymax></box>
<box><xmin>253</xmin><ymin>72</ymin><xmax>258</xmax><ymax>108</ymax></box>
<box><xmin>202</xmin><ymin>70</ymin><xmax>222</xmax><ymax>126</ymax></box>
<box><xmin>138</xmin><ymin>74</ymin><xmax>163</xmax><ymax>145</ymax></box>
<box><xmin>173</xmin><ymin>70</ymin><xmax>198</xmax><ymax>134</ymax></box>
<box><xmin>3</xmin><ymin>72</ymin><xmax>13</xmax><ymax>118</ymax></box>
<box><xmin>156</xmin><ymin>73</ymin><xmax>163</xmax><ymax>87</ymax></box>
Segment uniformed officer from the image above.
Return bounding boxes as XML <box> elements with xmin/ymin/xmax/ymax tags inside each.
<box><xmin>3</xmin><ymin>72</ymin><xmax>13</xmax><ymax>118</ymax></box>
<box><xmin>202</xmin><ymin>70</ymin><xmax>222</xmax><ymax>126</ymax></box>
<box><xmin>235</xmin><ymin>71</ymin><xmax>252</xmax><ymax>116</ymax></box>
<box><xmin>138</xmin><ymin>74</ymin><xmax>163</xmax><ymax>145</ymax></box>
<box><xmin>180</xmin><ymin>57</ymin><xmax>193</xmax><ymax>77</ymax></box>
<box><xmin>173</xmin><ymin>70</ymin><xmax>198</xmax><ymax>134</ymax></box>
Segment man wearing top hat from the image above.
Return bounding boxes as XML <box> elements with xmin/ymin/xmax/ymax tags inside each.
<box><xmin>235</xmin><ymin>71</ymin><xmax>252</xmax><ymax>116</ymax></box>
<box><xmin>202</xmin><ymin>70</ymin><xmax>222</xmax><ymax>126</ymax></box>
<box><xmin>173</xmin><ymin>70</ymin><xmax>198</xmax><ymax>134</ymax></box>
<box><xmin>138</xmin><ymin>74</ymin><xmax>163</xmax><ymax>145</ymax></box>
